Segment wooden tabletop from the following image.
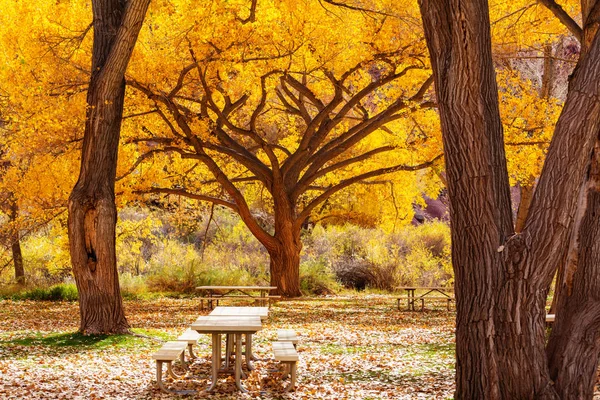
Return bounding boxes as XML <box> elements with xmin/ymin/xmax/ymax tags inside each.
<box><xmin>210</xmin><ymin>306</ymin><xmax>269</xmax><ymax>321</ymax></box>
<box><xmin>190</xmin><ymin>315</ymin><xmax>262</xmax><ymax>333</ymax></box>
<box><xmin>396</xmin><ymin>286</ymin><xmax>454</xmax><ymax>291</ymax></box>
<box><xmin>196</xmin><ymin>286</ymin><xmax>277</xmax><ymax>290</ymax></box>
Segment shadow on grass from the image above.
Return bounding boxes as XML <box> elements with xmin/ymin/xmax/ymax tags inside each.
<box><xmin>0</xmin><ymin>328</ymin><xmax>165</xmax><ymax>359</ymax></box>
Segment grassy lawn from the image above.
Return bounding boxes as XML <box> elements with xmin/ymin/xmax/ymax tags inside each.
<box><xmin>0</xmin><ymin>296</ymin><xmax>455</xmax><ymax>399</ymax></box>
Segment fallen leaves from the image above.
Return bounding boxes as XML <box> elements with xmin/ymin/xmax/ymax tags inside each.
<box><xmin>0</xmin><ymin>296</ymin><xmax>593</xmax><ymax>399</ymax></box>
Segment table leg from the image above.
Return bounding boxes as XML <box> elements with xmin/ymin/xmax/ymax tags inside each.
<box><xmin>207</xmin><ymin>334</ymin><xmax>220</xmax><ymax>392</ymax></box>
<box><xmin>235</xmin><ymin>334</ymin><xmax>248</xmax><ymax>393</ymax></box>
<box><xmin>245</xmin><ymin>334</ymin><xmax>255</xmax><ymax>369</ymax></box>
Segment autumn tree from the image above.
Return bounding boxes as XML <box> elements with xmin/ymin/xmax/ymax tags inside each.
<box><xmin>122</xmin><ymin>0</ymin><xmax>442</xmax><ymax>297</ymax></box>
<box><xmin>419</xmin><ymin>0</ymin><xmax>600</xmax><ymax>398</ymax></box>
<box><xmin>68</xmin><ymin>0</ymin><xmax>150</xmax><ymax>334</ymax></box>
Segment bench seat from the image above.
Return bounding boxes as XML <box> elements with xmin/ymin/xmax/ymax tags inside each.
<box><xmin>152</xmin><ymin>341</ymin><xmax>194</xmax><ymax>395</ymax></box>
<box><xmin>273</xmin><ymin>341</ymin><xmax>299</xmax><ymax>391</ymax></box>
<box><xmin>177</xmin><ymin>329</ymin><xmax>201</xmax><ymax>358</ymax></box>
<box><xmin>277</xmin><ymin>329</ymin><xmax>299</xmax><ymax>347</ymax></box>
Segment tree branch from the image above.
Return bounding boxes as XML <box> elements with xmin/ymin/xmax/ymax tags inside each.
<box><xmin>296</xmin><ymin>154</ymin><xmax>443</xmax><ymax>227</ymax></box>
<box><xmin>138</xmin><ymin>187</ymin><xmax>238</xmax><ymax>210</ymax></box>
<box><xmin>537</xmin><ymin>0</ymin><xmax>583</xmax><ymax>41</ymax></box>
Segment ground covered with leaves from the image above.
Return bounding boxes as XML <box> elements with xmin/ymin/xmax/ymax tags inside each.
<box><xmin>0</xmin><ymin>296</ymin><xmax>457</xmax><ymax>399</ymax></box>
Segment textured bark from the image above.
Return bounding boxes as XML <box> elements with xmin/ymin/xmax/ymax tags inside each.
<box><xmin>419</xmin><ymin>0</ymin><xmax>600</xmax><ymax>398</ymax></box>
<box><xmin>546</xmin><ymin>3</ymin><xmax>600</xmax><ymax>396</ymax></box>
<box><xmin>547</xmin><ymin>142</ymin><xmax>600</xmax><ymax>398</ymax></box>
<box><xmin>9</xmin><ymin>201</ymin><xmax>25</xmax><ymax>285</ymax></box>
<box><xmin>268</xmin><ymin>187</ymin><xmax>302</xmax><ymax>297</ymax></box>
<box><xmin>419</xmin><ymin>1</ymin><xmax>514</xmax><ymax>396</ymax></box>
<box><xmin>68</xmin><ymin>0</ymin><xmax>150</xmax><ymax>334</ymax></box>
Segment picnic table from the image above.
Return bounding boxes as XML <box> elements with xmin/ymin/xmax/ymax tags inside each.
<box><xmin>210</xmin><ymin>306</ymin><xmax>269</xmax><ymax>321</ymax></box>
<box><xmin>190</xmin><ymin>315</ymin><xmax>262</xmax><ymax>393</ymax></box>
<box><xmin>397</xmin><ymin>286</ymin><xmax>455</xmax><ymax>311</ymax></box>
<box><xmin>196</xmin><ymin>286</ymin><xmax>278</xmax><ymax>310</ymax></box>
<box><xmin>210</xmin><ymin>306</ymin><xmax>269</xmax><ymax>363</ymax></box>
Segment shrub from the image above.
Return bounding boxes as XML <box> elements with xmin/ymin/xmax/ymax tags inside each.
<box><xmin>119</xmin><ymin>273</ymin><xmax>149</xmax><ymax>299</ymax></box>
<box><xmin>303</xmin><ymin>221</ymin><xmax>452</xmax><ymax>290</ymax></box>
<box><xmin>8</xmin><ymin>283</ymin><xmax>79</xmax><ymax>301</ymax></box>
<box><xmin>299</xmin><ymin>259</ymin><xmax>340</xmax><ymax>295</ymax></box>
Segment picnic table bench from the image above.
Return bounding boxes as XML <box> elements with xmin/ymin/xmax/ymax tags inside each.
<box><xmin>396</xmin><ymin>286</ymin><xmax>455</xmax><ymax>311</ymax></box>
<box><xmin>196</xmin><ymin>286</ymin><xmax>278</xmax><ymax>310</ymax></box>
<box><xmin>272</xmin><ymin>340</ymin><xmax>299</xmax><ymax>392</ymax></box>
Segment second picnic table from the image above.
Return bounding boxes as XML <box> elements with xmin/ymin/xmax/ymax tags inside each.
<box><xmin>196</xmin><ymin>286</ymin><xmax>277</xmax><ymax>310</ymax></box>
<box><xmin>397</xmin><ymin>286</ymin><xmax>455</xmax><ymax>311</ymax></box>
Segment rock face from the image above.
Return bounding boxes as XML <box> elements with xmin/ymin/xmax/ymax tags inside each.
<box><xmin>413</xmin><ymin>186</ymin><xmax>523</xmax><ymax>225</ymax></box>
<box><xmin>412</xmin><ymin>191</ymin><xmax>449</xmax><ymax>225</ymax></box>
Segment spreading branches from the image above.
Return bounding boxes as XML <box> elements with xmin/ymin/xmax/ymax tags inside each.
<box><xmin>296</xmin><ymin>154</ymin><xmax>444</xmax><ymax>227</ymax></box>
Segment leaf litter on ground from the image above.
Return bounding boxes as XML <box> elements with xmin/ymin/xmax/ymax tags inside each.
<box><xmin>0</xmin><ymin>296</ymin><xmax>594</xmax><ymax>399</ymax></box>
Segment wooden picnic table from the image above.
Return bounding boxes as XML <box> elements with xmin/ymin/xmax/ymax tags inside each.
<box><xmin>396</xmin><ymin>286</ymin><xmax>455</xmax><ymax>311</ymax></box>
<box><xmin>196</xmin><ymin>286</ymin><xmax>278</xmax><ymax>310</ymax></box>
<box><xmin>209</xmin><ymin>306</ymin><xmax>269</xmax><ymax>363</ymax></box>
<box><xmin>190</xmin><ymin>315</ymin><xmax>262</xmax><ymax>393</ymax></box>
<box><xmin>210</xmin><ymin>306</ymin><xmax>269</xmax><ymax>321</ymax></box>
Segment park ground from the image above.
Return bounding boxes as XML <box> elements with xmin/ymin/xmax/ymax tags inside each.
<box><xmin>0</xmin><ymin>296</ymin><xmax>597</xmax><ymax>400</ymax></box>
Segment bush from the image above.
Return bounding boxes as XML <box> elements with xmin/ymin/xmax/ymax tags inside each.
<box><xmin>300</xmin><ymin>259</ymin><xmax>340</xmax><ymax>295</ymax></box>
<box><xmin>119</xmin><ymin>273</ymin><xmax>149</xmax><ymax>299</ymax></box>
<box><xmin>7</xmin><ymin>283</ymin><xmax>79</xmax><ymax>301</ymax></box>
<box><xmin>303</xmin><ymin>221</ymin><xmax>452</xmax><ymax>290</ymax></box>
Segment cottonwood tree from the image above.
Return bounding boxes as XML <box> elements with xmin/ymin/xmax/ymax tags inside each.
<box><xmin>121</xmin><ymin>0</ymin><xmax>442</xmax><ymax>297</ymax></box>
<box><xmin>68</xmin><ymin>0</ymin><xmax>151</xmax><ymax>334</ymax></box>
<box><xmin>419</xmin><ymin>0</ymin><xmax>600</xmax><ymax>398</ymax></box>
<box><xmin>129</xmin><ymin>65</ymin><xmax>440</xmax><ymax>297</ymax></box>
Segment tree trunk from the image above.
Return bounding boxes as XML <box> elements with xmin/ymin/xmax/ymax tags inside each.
<box><xmin>8</xmin><ymin>200</ymin><xmax>25</xmax><ymax>285</ymax></box>
<box><xmin>547</xmin><ymin>140</ymin><xmax>600</xmax><ymax>399</ymax></box>
<box><xmin>515</xmin><ymin>184</ymin><xmax>534</xmax><ymax>233</ymax></box>
<box><xmin>68</xmin><ymin>0</ymin><xmax>150</xmax><ymax>335</ymax></box>
<box><xmin>269</xmin><ymin>238</ymin><xmax>302</xmax><ymax>298</ymax></box>
<box><xmin>419</xmin><ymin>1</ymin><xmax>514</xmax><ymax>397</ymax></box>
<box><xmin>269</xmin><ymin>187</ymin><xmax>302</xmax><ymax>297</ymax></box>
<box><xmin>546</xmin><ymin>3</ymin><xmax>600</xmax><ymax>396</ymax></box>
<box><xmin>419</xmin><ymin>0</ymin><xmax>600</xmax><ymax>398</ymax></box>
<box><xmin>11</xmin><ymin>235</ymin><xmax>24</xmax><ymax>285</ymax></box>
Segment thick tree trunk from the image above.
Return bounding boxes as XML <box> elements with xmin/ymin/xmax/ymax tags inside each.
<box><xmin>547</xmin><ymin>141</ymin><xmax>600</xmax><ymax>399</ymax></box>
<box><xmin>68</xmin><ymin>0</ymin><xmax>150</xmax><ymax>335</ymax></box>
<box><xmin>8</xmin><ymin>200</ymin><xmax>24</xmax><ymax>285</ymax></box>
<box><xmin>269</xmin><ymin>187</ymin><xmax>302</xmax><ymax>297</ymax></box>
<box><xmin>419</xmin><ymin>1</ymin><xmax>514</xmax><ymax>397</ymax></box>
<box><xmin>419</xmin><ymin>0</ymin><xmax>600</xmax><ymax>398</ymax></box>
<box><xmin>268</xmin><ymin>238</ymin><xmax>302</xmax><ymax>298</ymax></box>
<box><xmin>515</xmin><ymin>184</ymin><xmax>534</xmax><ymax>233</ymax></box>
<box><xmin>69</xmin><ymin>79</ymin><xmax>130</xmax><ymax>334</ymax></box>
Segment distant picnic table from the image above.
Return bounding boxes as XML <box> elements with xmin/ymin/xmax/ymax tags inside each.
<box><xmin>396</xmin><ymin>286</ymin><xmax>455</xmax><ymax>311</ymax></box>
<box><xmin>196</xmin><ymin>286</ymin><xmax>278</xmax><ymax>310</ymax></box>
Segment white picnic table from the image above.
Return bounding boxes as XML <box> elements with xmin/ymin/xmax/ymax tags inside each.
<box><xmin>209</xmin><ymin>306</ymin><xmax>269</xmax><ymax>363</ymax></box>
<box><xmin>190</xmin><ymin>315</ymin><xmax>262</xmax><ymax>393</ymax></box>
<box><xmin>210</xmin><ymin>306</ymin><xmax>269</xmax><ymax>321</ymax></box>
<box><xmin>196</xmin><ymin>286</ymin><xmax>278</xmax><ymax>309</ymax></box>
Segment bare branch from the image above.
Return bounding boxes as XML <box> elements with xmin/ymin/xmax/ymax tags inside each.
<box><xmin>236</xmin><ymin>0</ymin><xmax>258</xmax><ymax>24</ymax></box>
<box><xmin>138</xmin><ymin>187</ymin><xmax>238</xmax><ymax>210</ymax></box>
<box><xmin>537</xmin><ymin>0</ymin><xmax>583</xmax><ymax>41</ymax></box>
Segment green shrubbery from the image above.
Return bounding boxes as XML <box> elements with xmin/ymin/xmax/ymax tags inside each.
<box><xmin>0</xmin><ymin>283</ymin><xmax>78</xmax><ymax>301</ymax></box>
<box><xmin>1</xmin><ymin>207</ymin><xmax>452</xmax><ymax>298</ymax></box>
